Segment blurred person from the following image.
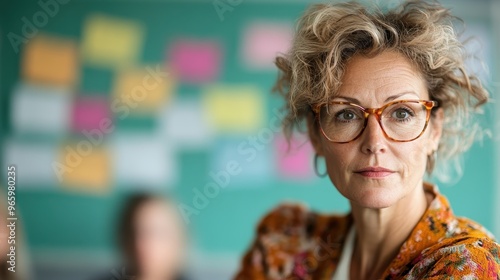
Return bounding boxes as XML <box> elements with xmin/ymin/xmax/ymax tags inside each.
<box><xmin>120</xmin><ymin>194</ymin><xmax>188</xmax><ymax>280</ymax></box>
<box><xmin>0</xmin><ymin>190</ymin><xmax>32</xmax><ymax>280</ymax></box>
<box><xmin>235</xmin><ymin>1</ymin><xmax>500</xmax><ymax>279</ymax></box>
<box><xmin>96</xmin><ymin>193</ymin><xmax>188</xmax><ymax>280</ymax></box>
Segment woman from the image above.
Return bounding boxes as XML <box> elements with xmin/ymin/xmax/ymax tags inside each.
<box><xmin>116</xmin><ymin>194</ymin><xmax>188</xmax><ymax>280</ymax></box>
<box><xmin>235</xmin><ymin>1</ymin><xmax>500</xmax><ymax>279</ymax></box>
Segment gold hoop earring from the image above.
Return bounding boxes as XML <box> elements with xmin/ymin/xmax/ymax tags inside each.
<box><xmin>314</xmin><ymin>154</ymin><xmax>328</xmax><ymax>177</ymax></box>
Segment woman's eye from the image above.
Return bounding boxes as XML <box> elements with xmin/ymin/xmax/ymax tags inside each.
<box><xmin>392</xmin><ymin>109</ymin><xmax>412</xmax><ymax>119</ymax></box>
<box><xmin>336</xmin><ymin>110</ymin><xmax>358</xmax><ymax>120</ymax></box>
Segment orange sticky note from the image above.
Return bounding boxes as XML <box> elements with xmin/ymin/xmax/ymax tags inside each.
<box><xmin>21</xmin><ymin>35</ymin><xmax>79</xmax><ymax>87</ymax></box>
<box><xmin>58</xmin><ymin>145</ymin><xmax>111</xmax><ymax>194</ymax></box>
<box><xmin>113</xmin><ymin>65</ymin><xmax>175</xmax><ymax>113</ymax></box>
<box><xmin>81</xmin><ymin>14</ymin><xmax>144</xmax><ymax>68</ymax></box>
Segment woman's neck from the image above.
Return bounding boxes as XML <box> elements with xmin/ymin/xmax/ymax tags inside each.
<box><xmin>349</xmin><ymin>181</ymin><xmax>431</xmax><ymax>280</ymax></box>
<box><xmin>137</xmin><ymin>270</ymin><xmax>176</xmax><ymax>280</ymax></box>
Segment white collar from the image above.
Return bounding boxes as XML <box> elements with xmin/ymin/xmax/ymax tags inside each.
<box><xmin>332</xmin><ymin>226</ymin><xmax>356</xmax><ymax>280</ymax></box>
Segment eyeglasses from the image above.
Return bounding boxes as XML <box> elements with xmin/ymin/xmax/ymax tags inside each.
<box><xmin>311</xmin><ymin>100</ymin><xmax>438</xmax><ymax>143</ymax></box>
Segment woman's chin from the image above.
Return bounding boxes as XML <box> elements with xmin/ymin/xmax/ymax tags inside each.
<box><xmin>342</xmin><ymin>186</ymin><xmax>402</xmax><ymax>209</ymax></box>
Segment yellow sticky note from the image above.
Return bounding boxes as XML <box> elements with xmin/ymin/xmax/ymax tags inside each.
<box><xmin>203</xmin><ymin>85</ymin><xmax>264</xmax><ymax>133</ymax></box>
<box><xmin>58</xmin><ymin>145</ymin><xmax>111</xmax><ymax>194</ymax></box>
<box><xmin>21</xmin><ymin>35</ymin><xmax>79</xmax><ymax>87</ymax></box>
<box><xmin>113</xmin><ymin>65</ymin><xmax>175</xmax><ymax>113</ymax></box>
<box><xmin>81</xmin><ymin>14</ymin><xmax>144</xmax><ymax>68</ymax></box>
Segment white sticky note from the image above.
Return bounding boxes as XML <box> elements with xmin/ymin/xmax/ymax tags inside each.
<box><xmin>112</xmin><ymin>134</ymin><xmax>177</xmax><ymax>188</ymax></box>
<box><xmin>11</xmin><ymin>83</ymin><xmax>72</xmax><ymax>135</ymax></box>
<box><xmin>158</xmin><ymin>99</ymin><xmax>214</xmax><ymax>149</ymax></box>
<box><xmin>3</xmin><ymin>140</ymin><xmax>59</xmax><ymax>187</ymax></box>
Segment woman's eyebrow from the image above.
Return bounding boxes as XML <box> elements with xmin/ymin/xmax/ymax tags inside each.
<box><xmin>333</xmin><ymin>92</ymin><xmax>420</xmax><ymax>104</ymax></box>
<box><xmin>384</xmin><ymin>92</ymin><xmax>420</xmax><ymax>102</ymax></box>
<box><xmin>332</xmin><ymin>96</ymin><xmax>359</xmax><ymax>103</ymax></box>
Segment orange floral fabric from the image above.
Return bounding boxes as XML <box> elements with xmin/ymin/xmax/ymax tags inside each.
<box><xmin>234</xmin><ymin>183</ymin><xmax>500</xmax><ymax>279</ymax></box>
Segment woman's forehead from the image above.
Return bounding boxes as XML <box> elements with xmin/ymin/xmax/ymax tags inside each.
<box><xmin>337</xmin><ymin>51</ymin><xmax>429</xmax><ymax>104</ymax></box>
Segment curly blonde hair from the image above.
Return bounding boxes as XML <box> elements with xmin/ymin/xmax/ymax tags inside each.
<box><xmin>274</xmin><ymin>0</ymin><xmax>489</xmax><ymax>179</ymax></box>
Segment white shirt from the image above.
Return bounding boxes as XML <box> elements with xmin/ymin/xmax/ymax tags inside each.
<box><xmin>332</xmin><ymin>226</ymin><xmax>356</xmax><ymax>280</ymax></box>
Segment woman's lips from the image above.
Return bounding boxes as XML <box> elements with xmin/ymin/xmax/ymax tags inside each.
<box><xmin>354</xmin><ymin>167</ymin><xmax>395</xmax><ymax>178</ymax></box>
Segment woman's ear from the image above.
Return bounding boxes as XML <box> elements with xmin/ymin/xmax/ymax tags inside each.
<box><xmin>306</xmin><ymin>112</ymin><xmax>324</xmax><ymax>156</ymax></box>
<box><xmin>430</xmin><ymin>108</ymin><xmax>444</xmax><ymax>151</ymax></box>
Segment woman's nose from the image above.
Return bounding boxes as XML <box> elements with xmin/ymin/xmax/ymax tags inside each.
<box><xmin>360</xmin><ymin>115</ymin><xmax>387</xmax><ymax>154</ymax></box>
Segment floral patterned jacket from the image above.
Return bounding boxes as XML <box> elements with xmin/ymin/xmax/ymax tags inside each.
<box><xmin>234</xmin><ymin>183</ymin><xmax>500</xmax><ymax>279</ymax></box>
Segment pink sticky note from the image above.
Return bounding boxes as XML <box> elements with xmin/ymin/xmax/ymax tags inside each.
<box><xmin>242</xmin><ymin>22</ymin><xmax>293</xmax><ymax>69</ymax></box>
<box><xmin>72</xmin><ymin>96</ymin><xmax>110</xmax><ymax>132</ymax></box>
<box><xmin>275</xmin><ymin>135</ymin><xmax>314</xmax><ymax>180</ymax></box>
<box><xmin>169</xmin><ymin>40</ymin><xmax>221</xmax><ymax>84</ymax></box>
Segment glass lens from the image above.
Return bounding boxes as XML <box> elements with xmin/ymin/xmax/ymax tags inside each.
<box><xmin>319</xmin><ymin>103</ymin><xmax>365</xmax><ymax>142</ymax></box>
<box><xmin>381</xmin><ymin>101</ymin><xmax>428</xmax><ymax>140</ymax></box>
<box><xmin>318</xmin><ymin>101</ymin><xmax>429</xmax><ymax>142</ymax></box>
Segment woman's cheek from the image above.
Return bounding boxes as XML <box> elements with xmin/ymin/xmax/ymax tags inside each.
<box><xmin>403</xmin><ymin>149</ymin><xmax>425</xmax><ymax>179</ymax></box>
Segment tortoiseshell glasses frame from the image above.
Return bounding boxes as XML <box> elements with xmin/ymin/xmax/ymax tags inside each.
<box><xmin>311</xmin><ymin>100</ymin><xmax>439</xmax><ymax>143</ymax></box>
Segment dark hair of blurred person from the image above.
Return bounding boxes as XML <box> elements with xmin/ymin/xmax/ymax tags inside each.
<box><xmin>118</xmin><ymin>193</ymin><xmax>188</xmax><ymax>280</ymax></box>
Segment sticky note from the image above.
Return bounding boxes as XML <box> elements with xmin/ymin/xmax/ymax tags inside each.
<box><xmin>72</xmin><ymin>96</ymin><xmax>111</xmax><ymax>133</ymax></box>
<box><xmin>275</xmin><ymin>134</ymin><xmax>314</xmax><ymax>180</ymax></box>
<box><xmin>169</xmin><ymin>40</ymin><xmax>221</xmax><ymax>83</ymax></box>
<box><xmin>81</xmin><ymin>14</ymin><xmax>144</xmax><ymax>68</ymax></box>
<box><xmin>112</xmin><ymin>134</ymin><xmax>176</xmax><ymax>188</ymax></box>
<box><xmin>241</xmin><ymin>22</ymin><xmax>294</xmax><ymax>69</ymax></box>
<box><xmin>11</xmin><ymin>83</ymin><xmax>72</xmax><ymax>135</ymax></box>
<box><xmin>113</xmin><ymin>65</ymin><xmax>175</xmax><ymax>114</ymax></box>
<box><xmin>57</xmin><ymin>144</ymin><xmax>111</xmax><ymax>194</ymax></box>
<box><xmin>159</xmin><ymin>99</ymin><xmax>214</xmax><ymax>149</ymax></box>
<box><xmin>211</xmin><ymin>138</ymin><xmax>271</xmax><ymax>187</ymax></box>
<box><xmin>203</xmin><ymin>85</ymin><xmax>264</xmax><ymax>133</ymax></box>
<box><xmin>21</xmin><ymin>35</ymin><xmax>79</xmax><ymax>87</ymax></box>
<box><xmin>3</xmin><ymin>140</ymin><xmax>59</xmax><ymax>187</ymax></box>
